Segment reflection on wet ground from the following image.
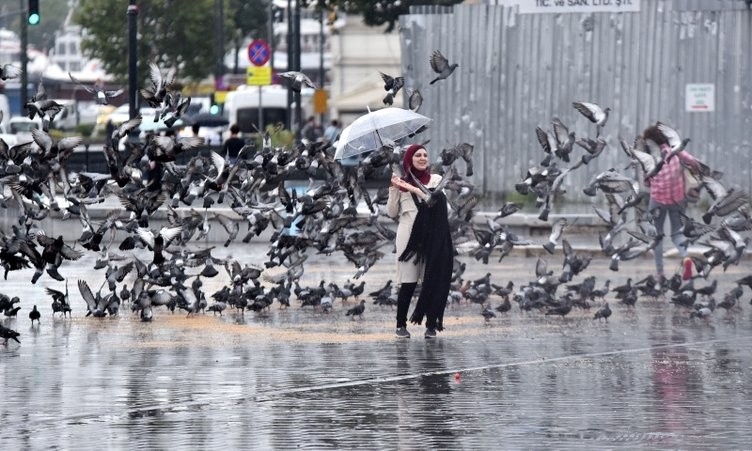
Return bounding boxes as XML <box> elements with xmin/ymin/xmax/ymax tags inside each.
<box><xmin>2</xmin><ymin>245</ymin><xmax>752</xmax><ymax>448</ymax></box>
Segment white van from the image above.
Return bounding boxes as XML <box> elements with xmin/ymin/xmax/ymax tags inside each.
<box><xmin>224</xmin><ymin>84</ymin><xmax>312</xmax><ymax>134</ymax></box>
<box><xmin>9</xmin><ymin>116</ymin><xmax>42</xmax><ymax>144</ymax></box>
<box><xmin>0</xmin><ymin>94</ymin><xmax>9</xmax><ymax>129</ymax></box>
<box><xmin>48</xmin><ymin>100</ymin><xmax>79</xmax><ymax>131</ymax></box>
<box><xmin>0</xmin><ymin>123</ymin><xmax>17</xmax><ymax>147</ymax></box>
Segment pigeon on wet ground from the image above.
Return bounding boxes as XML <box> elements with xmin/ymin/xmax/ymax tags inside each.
<box><xmin>593</xmin><ymin>302</ymin><xmax>611</xmax><ymax>322</ymax></box>
<box><xmin>28</xmin><ymin>305</ymin><xmax>40</xmax><ymax>325</ymax></box>
<box><xmin>345</xmin><ymin>299</ymin><xmax>366</xmax><ymax>320</ymax></box>
<box><xmin>481</xmin><ymin>304</ymin><xmax>496</xmax><ymax>321</ymax></box>
<box><xmin>0</xmin><ymin>324</ymin><xmax>20</xmax><ymax>344</ymax></box>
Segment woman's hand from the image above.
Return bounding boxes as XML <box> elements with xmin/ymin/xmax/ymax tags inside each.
<box><xmin>390</xmin><ymin>175</ymin><xmax>406</xmax><ymax>190</ymax></box>
<box><xmin>390</xmin><ymin>176</ymin><xmax>425</xmax><ymax>197</ymax></box>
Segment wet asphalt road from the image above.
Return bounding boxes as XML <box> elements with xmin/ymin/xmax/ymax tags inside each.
<box><xmin>2</xmin><ymin>242</ymin><xmax>752</xmax><ymax>449</ymax></box>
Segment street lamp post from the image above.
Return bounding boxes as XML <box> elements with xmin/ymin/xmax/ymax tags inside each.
<box><xmin>19</xmin><ymin>0</ymin><xmax>28</xmax><ymax>115</ymax></box>
<box><xmin>127</xmin><ymin>0</ymin><xmax>138</xmax><ymax>121</ymax></box>
<box><xmin>286</xmin><ymin>0</ymin><xmax>293</xmax><ymax>131</ymax></box>
<box><xmin>293</xmin><ymin>0</ymin><xmax>301</xmax><ymax>141</ymax></box>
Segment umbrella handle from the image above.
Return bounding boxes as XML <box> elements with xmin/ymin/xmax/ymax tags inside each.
<box><xmin>408</xmin><ymin>170</ymin><xmax>430</xmax><ymax>195</ymax></box>
<box><xmin>390</xmin><ymin>162</ymin><xmax>405</xmax><ymax>177</ymax></box>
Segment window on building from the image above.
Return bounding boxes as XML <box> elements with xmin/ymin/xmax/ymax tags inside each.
<box><xmin>58</xmin><ymin>42</ymin><xmax>66</xmax><ymax>55</ymax></box>
<box><xmin>69</xmin><ymin>42</ymin><xmax>77</xmax><ymax>55</ymax></box>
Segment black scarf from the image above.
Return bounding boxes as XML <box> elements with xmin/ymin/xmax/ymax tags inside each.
<box><xmin>398</xmin><ymin>191</ymin><xmax>454</xmax><ymax>331</ymax></box>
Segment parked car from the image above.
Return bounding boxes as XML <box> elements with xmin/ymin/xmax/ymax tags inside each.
<box><xmin>9</xmin><ymin>116</ymin><xmax>42</xmax><ymax>143</ymax></box>
<box><xmin>0</xmin><ymin>122</ymin><xmax>18</xmax><ymax>147</ymax></box>
<box><xmin>101</xmin><ymin>104</ymin><xmax>158</xmax><ymax>127</ymax></box>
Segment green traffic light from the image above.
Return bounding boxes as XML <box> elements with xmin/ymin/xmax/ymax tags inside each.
<box><xmin>209</xmin><ymin>105</ymin><xmax>220</xmax><ymax>115</ymax></box>
<box><xmin>28</xmin><ymin>13</ymin><xmax>40</xmax><ymax>25</ymax></box>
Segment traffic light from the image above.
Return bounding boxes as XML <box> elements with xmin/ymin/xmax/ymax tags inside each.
<box><xmin>27</xmin><ymin>0</ymin><xmax>40</xmax><ymax>25</ymax></box>
<box><xmin>209</xmin><ymin>93</ymin><xmax>220</xmax><ymax>115</ymax></box>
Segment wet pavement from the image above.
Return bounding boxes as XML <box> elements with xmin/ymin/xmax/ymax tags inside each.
<box><xmin>2</xmin><ymin>242</ymin><xmax>752</xmax><ymax>449</ymax></box>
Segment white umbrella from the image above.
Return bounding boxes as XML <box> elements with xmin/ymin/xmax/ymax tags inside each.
<box><xmin>333</xmin><ymin>107</ymin><xmax>431</xmax><ymax>161</ymax></box>
<box><xmin>137</xmin><ymin>113</ymin><xmax>187</xmax><ymax>132</ymax></box>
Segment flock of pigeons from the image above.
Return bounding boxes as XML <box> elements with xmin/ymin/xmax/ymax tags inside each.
<box><xmin>1</xmin><ymin>47</ymin><xmax>751</xmax><ymax>346</ymax></box>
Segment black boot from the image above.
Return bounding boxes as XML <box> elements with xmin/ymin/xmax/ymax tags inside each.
<box><xmin>396</xmin><ymin>282</ymin><xmax>416</xmax><ymax>329</ymax></box>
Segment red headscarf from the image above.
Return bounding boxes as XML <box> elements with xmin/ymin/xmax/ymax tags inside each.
<box><xmin>400</xmin><ymin>144</ymin><xmax>431</xmax><ymax>191</ymax></box>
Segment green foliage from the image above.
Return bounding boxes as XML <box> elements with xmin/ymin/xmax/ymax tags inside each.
<box><xmin>301</xmin><ymin>0</ymin><xmax>464</xmax><ymax>32</ymax></box>
<box><xmin>75</xmin><ymin>123</ymin><xmax>95</xmax><ymax>137</ymax></box>
<box><xmin>503</xmin><ymin>191</ymin><xmax>533</xmax><ymax>206</ymax></box>
<box><xmin>253</xmin><ymin>124</ymin><xmax>294</xmax><ymax>149</ymax></box>
<box><xmin>271</xmin><ymin>128</ymin><xmax>294</xmax><ymax>148</ymax></box>
<box><xmin>231</xmin><ymin>0</ymin><xmax>269</xmax><ymax>38</ymax></box>
<box><xmin>228</xmin><ymin>0</ymin><xmax>269</xmax><ymax>74</ymax></box>
<box><xmin>75</xmin><ymin>0</ymin><xmax>236</xmax><ymax>84</ymax></box>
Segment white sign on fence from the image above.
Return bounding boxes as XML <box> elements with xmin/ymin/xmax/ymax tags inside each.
<box><xmin>686</xmin><ymin>83</ymin><xmax>715</xmax><ymax>112</ymax></box>
<box><xmin>516</xmin><ymin>0</ymin><xmax>641</xmax><ymax>14</ymax></box>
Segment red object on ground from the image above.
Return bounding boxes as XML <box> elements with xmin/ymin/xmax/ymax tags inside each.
<box><xmin>682</xmin><ymin>257</ymin><xmax>693</xmax><ymax>280</ymax></box>
<box><xmin>454</xmin><ymin>372</ymin><xmax>461</xmax><ymax>382</ymax></box>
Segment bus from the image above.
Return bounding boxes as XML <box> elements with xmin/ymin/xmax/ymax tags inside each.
<box><xmin>223</xmin><ymin>84</ymin><xmax>312</xmax><ymax>134</ymax></box>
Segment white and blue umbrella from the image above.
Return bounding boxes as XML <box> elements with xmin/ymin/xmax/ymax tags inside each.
<box><xmin>333</xmin><ymin>107</ymin><xmax>431</xmax><ymax>161</ymax></box>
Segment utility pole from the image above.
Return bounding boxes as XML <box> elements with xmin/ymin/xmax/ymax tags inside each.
<box><xmin>268</xmin><ymin>1</ymin><xmax>274</xmax><ymax>76</ymax></box>
<box><xmin>293</xmin><ymin>0</ymin><xmax>301</xmax><ymax>141</ymax></box>
<box><xmin>19</xmin><ymin>0</ymin><xmax>28</xmax><ymax>115</ymax></box>
<box><xmin>318</xmin><ymin>8</ymin><xmax>325</xmax><ymax>126</ymax></box>
<box><xmin>214</xmin><ymin>0</ymin><xmax>225</xmax><ymax>90</ymax></box>
<box><xmin>286</xmin><ymin>0</ymin><xmax>293</xmax><ymax>131</ymax></box>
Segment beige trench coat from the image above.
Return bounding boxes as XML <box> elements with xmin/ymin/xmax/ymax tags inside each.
<box><xmin>385</xmin><ymin>174</ymin><xmax>442</xmax><ymax>284</ymax></box>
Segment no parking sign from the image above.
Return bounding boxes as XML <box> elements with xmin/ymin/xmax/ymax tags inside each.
<box><xmin>248</xmin><ymin>39</ymin><xmax>271</xmax><ymax>67</ymax></box>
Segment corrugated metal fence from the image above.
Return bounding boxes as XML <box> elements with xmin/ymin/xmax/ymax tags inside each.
<box><xmin>399</xmin><ymin>0</ymin><xmax>752</xmax><ymax>201</ymax></box>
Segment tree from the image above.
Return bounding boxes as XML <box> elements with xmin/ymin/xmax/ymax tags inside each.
<box><xmin>229</xmin><ymin>0</ymin><xmax>269</xmax><ymax>74</ymax></box>
<box><xmin>74</xmin><ymin>0</ymin><xmax>233</xmax><ymax>84</ymax></box>
<box><xmin>302</xmin><ymin>0</ymin><xmax>463</xmax><ymax>33</ymax></box>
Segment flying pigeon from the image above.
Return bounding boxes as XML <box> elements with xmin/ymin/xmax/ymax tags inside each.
<box><xmin>379</xmin><ymin>71</ymin><xmax>404</xmax><ymax>106</ymax></box>
<box><xmin>408</xmin><ymin>89</ymin><xmax>423</xmax><ymax>112</ymax></box>
<box><xmin>656</xmin><ymin>121</ymin><xmax>691</xmax><ymax>162</ymax></box>
<box><xmin>69</xmin><ymin>72</ymin><xmax>123</xmax><ymax>105</ymax></box>
<box><xmin>140</xmin><ymin>62</ymin><xmax>173</xmax><ymax>108</ymax></box>
<box><xmin>429</xmin><ymin>50</ymin><xmax>458</xmax><ymax>84</ymax></box>
<box><xmin>572</xmin><ymin>101</ymin><xmax>610</xmax><ymax>137</ymax></box>
<box><xmin>279</xmin><ymin>71</ymin><xmax>316</xmax><ymax>92</ymax></box>
<box><xmin>1</xmin><ymin>63</ymin><xmax>22</xmax><ymax>81</ymax></box>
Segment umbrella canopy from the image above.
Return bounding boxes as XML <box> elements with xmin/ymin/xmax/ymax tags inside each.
<box><xmin>183</xmin><ymin>112</ymin><xmax>230</xmax><ymax>128</ymax></box>
<box><xmin>137</xmin><ymin>114</ymin><xmax>187</xmax><ymax>132</ymax></box>
<box><xmin>334</xmin><ymin>107</ymin><xmax>431</xmax><ymax>160</ymax></box>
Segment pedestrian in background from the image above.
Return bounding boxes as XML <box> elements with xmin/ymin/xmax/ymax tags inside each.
<box><xmin>301</xmin><ymin>116</ymin><xmax>318</xmax><ymax>143</ymax></box>
<box><xmin>323</xmin><ymin>119</ymin><xmax>341</xmax><ymax>143</ymax></box>
<box><xmin>642</xmin><ymin>125</ymin><xmax>701</xmax><ymax>281</ymax></box>
<box><xmin>222</xmin><ymin>124</ymin><xmax>245</xmax><ymax>163</ymax></box>
<box><xmin>387</xmin><ymin>144</ymin><xmax>453</xmax><ymax>339</ymax></box>
<box><xmin>105</xmin><ymin>119</ymin><xmax>115</xmax><ymax>147</ymax></box>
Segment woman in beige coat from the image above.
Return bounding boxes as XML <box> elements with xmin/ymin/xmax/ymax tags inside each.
<box><xmin>386</xmin><ymin>144</ymin><xmax>445</xmax><ymax>339</ymax></box>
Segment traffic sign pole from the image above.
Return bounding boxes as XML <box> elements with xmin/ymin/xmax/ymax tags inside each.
<box><xmin>259</xmin><ymin>86</ymin><xmax>263</xmax><ymax>134</ymax></box>
<box><xmin>247</xmin><ymin>39</ymin><xmax>271</xmax><ymax>136</ymax></box>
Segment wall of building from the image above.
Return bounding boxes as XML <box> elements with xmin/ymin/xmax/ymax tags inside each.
<box><xmin>329</xmin><ymin>16</ymin><xmax>402</xmax><ymax>122</ymax></box>
<box><xmin>400</xmin><ymin>1</ymin><xmax>752</xmax><ymax>200</ymax></box>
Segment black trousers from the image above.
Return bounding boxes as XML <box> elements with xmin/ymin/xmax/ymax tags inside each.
<box><xmin>396</xmin><ymin>282</ymin><xmax>416</xmax><ymax>328</ymax></box>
